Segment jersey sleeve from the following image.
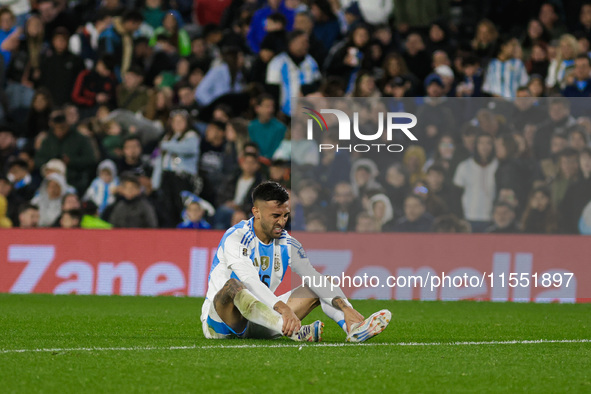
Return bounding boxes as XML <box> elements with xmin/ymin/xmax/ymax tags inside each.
<box><xmin>288</xmin><ymin>237</ymin><xmax>347</xmax><ymax>305</ymax></box>
<box><xmin>224</xmin><ymin>234</ymin><xmax>281</xmax><ymax>309</ymax></box>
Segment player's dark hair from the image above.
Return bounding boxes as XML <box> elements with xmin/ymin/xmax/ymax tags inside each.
<box><xmin>252</xmin><ymin>181</ymin><xmax>289</xmax><ymax>204</ymax></box>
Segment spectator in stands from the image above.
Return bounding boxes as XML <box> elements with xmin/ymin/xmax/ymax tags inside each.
<box><xmin>142</xmin><ymin>0</ymin><xmax>165</xmax><ymax>30</ymax></box>
<box><xmin>558</xmin><ymin>147</ymin><xmax>591</xmax><ymax>233</ymax></box>
<box><xmin>383</xmin><ymin>163</ymin><xmax>410</xmax><ymax>219</ymax></box>
<box><xmin>471</xmin><ymin>19</ymin><xmax>498</xmax><ymax>61</ymax></box>
<box><xmin>108</xmin><ymin>172</ymin><xmax>158</xmax><ymax>228</ymax></box>
<box><xmin>0</xmin><ymin>8</ymin><xmax>16</xmax><ymax>67</ymax></box>
<box><xmin>31</xmin><ymin>172</ymin><xmax>67</xmax><ymax>227</ymax></box>
<box><xmin>367</xmin><ymin>193</ymin><xmax>394</xmax><ymax>232</ymax></box>
<box><xmin>562</xmin><ymin>54</ymin><xmax>591</xmax><ymax>97</ymax></box>
<box><xmin>177</xmin><ymin>196</ymin><xmax>213</xmax><ymax>229</ymax></box>
<box><xmin>456</xmin><ymin>55</ymin><xmax>484</xmax><ymax>97</ymax></box>
<box><xmin>305</xmin><ymin>212</ymin><xmax>327</xmax><ymax>232</ymax></box>
<box><xmin>0</xmin><ymin>175</ymin><xmax>21</xmax><ymax>224</ymax></box>
<box><xmin>248</xmin><ymin>94</ymin><xmax>286</xmax><ymax>160</ymax></box>
<box><xmin>3</xmin><ymin>14</ymin><xmax>44</xmax><ymax>112</ymax></box>
<box><xmin>214</xmin><ymin>152</ymin><xmax>264</xmax><ymax>229</ymax></box>
<box><xmin>149</xmin><ymin>10</ymin><xmax>190</xmax><ymax>57</ymax></box>
<box><xmin>38</xmin><ymin>27</ymin><xmax>84</xmax><ymax>106</ymax></box>
<box><xmin>49</xmin><ymin>192</ymin><xmax>80</xmax><ymax>227</ymax></box>
<box><xmin>546</xmin><ymin>34</ymin><xmax>579</xmax><ymax>91</ymax></box>
<box><xmin>152</xmin><ymin>109</ymin><xmax>199</xmax><ymax>227</ymax></box>
<box><xmin>495</xmin><ymin>134</ymin><xmax>533</xmax><ymax>205</ymax></box>
<box><xmin>394</xmin><ymin>0</ymin><xmax>448</xmax><ymax>35</ymax></box>
<box><xmin>292</xmin><ymin>178</ymin><xmax>321</xmax><ymax>231</ymax></box>
<box><xmin>198</xmin><ymin>120</ymin><xmax>227</xmax><ymax>205</ymax></box>
<box><xmin>0</xmin><ymin>125</ymin><xmax>17</xmax><ymax>176</ymax></box>
<box><xmin>116</xmin><ymin>65</ymin><xmax>151</xmax><ymax>113</ymax></box>
<box><xmin>248</xmin><ymin>12</ymin><xmax>288</xmax><ymax>85</ymax></box>
<box><xmin>69</xmin><ymin>10</ymin><xmax>112</xmax><ymax>70</ymax></box>
<box><xmin>385</xmin><ymin>194</ymin><xmax>434</xmax><ymax>232</ymax></box>
<box><xmin>310</xmin><ymin>0</ymin><xmax>339</xmax><ymax>52</ymax></box>
<box><xmin>0</xmin><ymin>194</ymin><xmax>12</xmax><ymax>228</ymax></box>
<box><xmin>247</xmin><ymin>0</ymin><xmax>293</xmax><ymax>54</ymax></box>
<box><xmin>98</xmin><ymin>9</ymin><xmax>143</xmax><ymax>76</ymax></box>
<box><xmin>538</xmin><ymin>2</ymin><xmax>566</xmax><ymax>40</ymax></box>
<box><xmin>266</xmin><ymin>30</ymin><xmax>321</xmax><ymax>116</ymax></box>
<box><xmin>6</xmin><ymin>159</ymin><xmax>36</xmax><ymax>201</ymax></box>
<box><xmin>195</xmin><ymin>46</ymin><xmax>244</xmax><ymax>107</ymax></box>
<box><xmin>325</xmin><ymin>181</ymin><xmax>361</xmax><ymax>232</ymax></box>
<box><xmin>525</xmin><ymin>43</ymin><xmax>550</xmax><ymax>81</ymax></box>
<box><xmin>83</xmin><ymin>159</ymin><xmax>118</xmax><ymax>215</ymax></box>
<box><xmin>80</xmin><ymin>200</ymin><xmax>112</xmax><ymax>229</ymax></box>
<box><xmin>37</xmin><ymin>0</ymin><xmax>77</xmax><ymax>38</ymax></box>
<box><xmin>116</xmin><ymin>136</ymin><xmax>147</xmax><ymax>174</ymax></box>
<box><xmin>425</xmin><ymin>164</ymin><xmax>463</xmax><ymax>219</ymax></box>
<box><xmin>293</xmin><ymin>11</ymin><xmax>325</xmax><ymax>65</ymax></box>
<box><xmin>350</xmin><ymin>158</ymin><xmax>381</xmax><ymax>198</ymax></box>
<box><xmin>486</xmin><ymin>202</ymin><xmax>520</xmax><ymax>233</ymax></box>
<box><xmin>402</xmin><ymin>145</ymin><xmax>426</xmax><ymax>185</ymax></box>
<box><xmin>25</xmin><ymin>89</ymin><xmax>53</xmax><ymax>140</ymax></box>
<box><xmin>325</xmin><ymin>23</ymin><xmax>372</xmax><ymax>94</ymax></box>
<box><xmin>355</xmin><ymin>211</ymin><xmax>377</xmax><ymax>233</ymax></box>
<box><xmin>534</xmin><ymin>97</ymin><xmax>576</xmax><ymax>160</ymax></box>
<box><xmin>521</xmin><ymin>186</ymin><xmax>557</xmax><ymax>233</ymax></box>
<box><xmin>17</xmin><ymin>203</ymin><xmax>40</xmax><ymax>228</ymax></box>
<box><xmin>551</xmin><ymin>147</ymin><xmax>580</xmax><ymax>211</ymax></box>
<box><xmin>521</xmin><ymin>19</ymin><xmax>551</xmax><ymax>60</ymax></box>
<box><xmin>71</xmin><ymin>55</ymin><xmax>118</xmax><ymax>112</ymax></box>
<box><xmin>432</xmin><ymin>214</ymin><xmax>470</xmax><ymax>233</ymax></box>
<box><xmin>453</xmin><ymin>133</ymin><xmax>499</xmax><ymax>232</ymax></box>
<box><xmin>402</xmin><ymin>32</ymin><xmax>431</xmax><ymax>82</ymax></box>
<box><xmin>482</xmin><ymin>36</ymin><xmax>529</xmax><ymax>98</ymax></box>
<box><xmin>59</xmin><ymin>208</ymin><xmax>82</xmax><ymax>228</ymax></box>
<box><xmin>35</xmin><ymin>110</ymin><xmax>96</xmax><ymax>194</ymax></box>
<box><xmin>568</xmin><ymin>127</ymin><xmax>589</xmax><ymax>152</ymax></box>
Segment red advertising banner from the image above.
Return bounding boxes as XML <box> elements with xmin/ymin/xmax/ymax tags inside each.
<box><xmin>1</xmin><ymin>230</ymin><xmax>589</xmax><ymax>302</ymax></box>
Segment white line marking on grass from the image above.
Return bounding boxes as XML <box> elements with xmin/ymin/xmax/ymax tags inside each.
<box><xmin>1</xmin><ymin>339</ymin><xmax>590</xmax><ymax>354</ymax></box>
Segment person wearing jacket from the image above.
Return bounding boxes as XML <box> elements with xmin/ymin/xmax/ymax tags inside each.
<box><xmin>31</xmin><ymin>172</ymin><xmax>67</xmax><ymax>227</ymax></box>
<box><xmin>34</xmin><ymin>111</ymin><xmax>97</xmax><ymax>195</ymax></box>
<box><xmin>83</xmin><ymin>159</ymin><xmax>119</xmax><ymax>215</ymax></box>
<box><xmin>71</xmin><ymin>55</ymin><xmax>118</xmax><ymax>111</ymax></box>
<box><xmin>108</xmin><ymin>173</ymin><xmax>158</xmax><ymax>228</ymax></box>
<box><xmin>151</xmin><ymin>109</ymin><xmax>199</xmax><ymax>227</ymax></box>
<box><xmin>149</xmin><ymin>10</ymin><xmax>191</xmax><ymax>56</ymax></box>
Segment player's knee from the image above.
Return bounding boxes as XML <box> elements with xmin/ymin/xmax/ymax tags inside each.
<box><xmin>224</xmin><ymin>278</ymin><xmax>246</xmax><ymax>299</ymax></box>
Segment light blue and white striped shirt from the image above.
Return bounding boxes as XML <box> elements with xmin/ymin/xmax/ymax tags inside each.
<box><xmin>266</xmin><ymin>52</ymin><xmax>321</xmax><ymax>116</ymax></box>
<box><xmin>482</xmin><ymin>58</ymin><xmax>529</xmax><ymax>98</ymax></box>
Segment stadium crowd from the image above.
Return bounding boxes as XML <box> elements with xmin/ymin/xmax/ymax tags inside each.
<box><xmin>0</xmin><ymin>0</ymin><xmax>590</xmax><ymax>234</ymax></box>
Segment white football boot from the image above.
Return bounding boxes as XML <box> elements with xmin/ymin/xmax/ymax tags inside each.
<box><xmin>346</xmin><ymin>310</ymin><xmax>392</xmax><ymax>343</ymax></box>
<box><xmin>292</xmin><ymin>320</ymin><xmax>324</xmax><ymax>342</ymax></box>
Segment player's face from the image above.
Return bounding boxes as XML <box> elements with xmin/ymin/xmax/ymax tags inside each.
<box><xmin>254</xmin><ymin>200</ymin><xmax>290</xmax><ymax>240</ymax></box>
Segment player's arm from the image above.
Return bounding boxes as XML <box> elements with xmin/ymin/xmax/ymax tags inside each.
<box><xmin>225</xmin><ymin>240</ymin><xmax>301</xmax><ymax>333</ymax></box>
<box><xmin>289</xmin><ymin>238</ymin><xmax>365</xmax><ymax>331</ymax></box>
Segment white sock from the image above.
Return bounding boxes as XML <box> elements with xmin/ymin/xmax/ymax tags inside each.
<box><xmin>234</xmin><ymin>289</ymin><xmax>284</xmax><ymax>335</ymax></box>
<box><xmin>321</xmin><ymin>299</ymin><xmax>349</xmax><ymax>333</ymax></box>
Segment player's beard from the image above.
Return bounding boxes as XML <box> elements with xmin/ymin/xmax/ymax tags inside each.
<box><xmin>261</xmin><ymin>219</ymin><xmax>282</xmax><ymax>239</ymax></box>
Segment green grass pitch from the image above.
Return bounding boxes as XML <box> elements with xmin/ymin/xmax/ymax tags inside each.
<box><xmin>0</xmin><ymin>294</ymin><xmax>590</xmax><ymax>393</ymax></box>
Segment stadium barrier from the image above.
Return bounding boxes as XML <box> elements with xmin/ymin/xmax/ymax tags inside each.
<box><xmin>1</xmin><ymin>229</ymin><xmax>589</xmax><ymax>303</ymax></box>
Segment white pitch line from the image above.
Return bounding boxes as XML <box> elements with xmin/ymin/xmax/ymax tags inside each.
<box><xmin>0</xmin><ymin>339</ymin><xmax>590</xmax><ymax>354</ymax></box>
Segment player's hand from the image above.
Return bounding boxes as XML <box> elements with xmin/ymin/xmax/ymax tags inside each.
<box><xmin>342</xmin><ymin>306</ymin><xmax>364</xmax><ymax>334</ymax></box>
<box><xmin>274</xmin><ymin>301</ymin><xmax>301</xmax><ymax>336</ymax></box>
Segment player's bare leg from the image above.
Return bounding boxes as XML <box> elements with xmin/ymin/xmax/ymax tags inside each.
<box><xmin>213</xmin><ymin>278</ymin><xmax>322</xmax><ymax>341</ymax></box>
<box><xmin>213</xmin><ymin>278</ymin><xmax>249</xmax><ymax>333</ymax></box>
<box><xmin>286</xmin><ymin>285</ymin><xmax>321</xmax><ymax>320</ymax></box>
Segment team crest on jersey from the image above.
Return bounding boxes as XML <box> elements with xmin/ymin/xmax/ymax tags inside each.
<box><xmin>274</xmin><ymin>258</ymin><xmax>280</xmax><ymax>272</ymax></box>
<box><xmin>260</xmin><ymin>256</ymin><xmax>270</xmax><ymax>271</ymax></box>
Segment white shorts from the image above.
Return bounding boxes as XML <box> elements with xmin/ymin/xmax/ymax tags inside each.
<box><xmin>202</xmin><ymin>291</ymin><xmax>292</xmax><ymax>339</ymax></box>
